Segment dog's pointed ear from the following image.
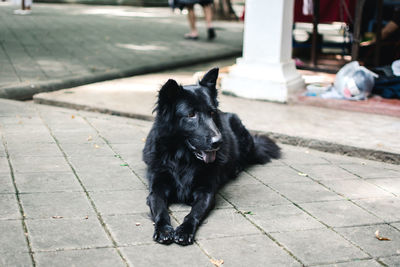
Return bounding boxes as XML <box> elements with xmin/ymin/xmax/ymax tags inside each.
<box><xmin>158</xmin><ymin>79</ymin><xmax>181</xmax><ymax>104</ymax></box>
<box><xmin>200</xmin><ymin>68</ymin><xmax>219</xmax><ymax>88</ymax></box>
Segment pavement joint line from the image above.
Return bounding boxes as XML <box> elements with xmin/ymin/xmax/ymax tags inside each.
<box><xmin>36</xmin><ymin>109</ymin><xmax>130</xmax><ymax>267</ymax></box>
<box><xmin>0</xmin><ymin>126</ymin><xmax>37</xmax><ymax>266</ymax></box>
<box><xmin>391</xmin><ymin>223</ymin><xmax>400</xmax><ymax>232</ymax></box>
<box><xmin>243</xmin><ymin>169</ymin><xmax>383</xmax><ymax>263</ymax></box>
<box><xmin>332</xmin><ymin>222</ymin><xmax>400</xmax><ymax>230</ymax></box>
<box><xmin>30</xmin><ymin>245</ymin><xmax>116</xmax><ymax>253</ymax></box>
<box><xmin>306</xmin><ymin>258</ymin><xmax>384</xmax><ymax>267</ymax></box>
<box><xmin>12</xmin><ymin>190</ymin><xmax>85</xmax><ymax>194</ymax></box>
<box><xmin>216</xmin><ymin>192</ymin><xmax>305</xmax><ymax>266</ymax></box>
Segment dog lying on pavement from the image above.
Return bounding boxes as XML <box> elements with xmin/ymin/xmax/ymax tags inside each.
<box><xmin>143</xmin><ymin>68</ymin><xmax>280</xmax><ymax>245</ymax></box>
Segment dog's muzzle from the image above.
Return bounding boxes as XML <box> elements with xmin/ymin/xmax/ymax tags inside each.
<box><xmin>186</xmin><ymin>141</ymin><xmax>219</xmax><ymax>164</ymax></box>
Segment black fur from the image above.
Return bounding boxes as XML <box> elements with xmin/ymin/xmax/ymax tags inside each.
<box><xmin>143</xmin><ymin>68</ymin><xmax>280</xmax><ymax>246</ymax></box>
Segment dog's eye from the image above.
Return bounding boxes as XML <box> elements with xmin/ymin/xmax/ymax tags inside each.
<box><xmin>188</xmin><ymin>112</ymin><xmax>196</xmax><ymax>118</ymax></box>
<box><xmin>210</xmin><ymin>111</ymin><xmax>215</xmax><ymax>116</ymax></box>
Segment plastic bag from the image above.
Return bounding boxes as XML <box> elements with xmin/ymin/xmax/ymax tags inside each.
<box><xmin>333</xmin><ymin>61</ymin><xmax>378</xmax><ymax>100</ymax></box>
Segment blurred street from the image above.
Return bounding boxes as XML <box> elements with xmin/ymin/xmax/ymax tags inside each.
<box><xmin>0</xmin><ymin>2</ymin><xmax>243</xmax><ymax>99</ymax></box>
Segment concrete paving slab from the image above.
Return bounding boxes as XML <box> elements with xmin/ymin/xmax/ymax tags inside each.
<box><xmin>68</xmin><ymin>156</ymin><xmax>129</xmax><ymax>173</ymax></box>
<box><xmin>246</xmin><ymin>165</ymin><xmax>308</xmax><ymax>184</ymax></box>
<box><xmin>0</xmin><ymin>157</ymin><xmax>10</xmax><ymax>173</ymax></box>
<box><xmin>336</xmin><ymin>224</ymin><xmax>400</xmax><ymax>258</ymax></box>
<box><xmin>199</xmin><ymin>235</ymin><xmax>302</xmax><ymax>267</ymax></box>
<box><xmin>6</xmin><ymin>143</ymin><xmax>64</xmax><ymax>158</ymax></box>
<box><xmin>53</xmin><ymin>131</ymin><xmax>106</xmax><ymax>145</ymax></box>
<box><xmin>379</xmin><ymin>256</ymin><xmax>400</xmax><ymax>266</ymax></box>
<box><xmin>121</xmin><ymin>243</ymin><xmax>213</xmax><ymax>267</ymax></box>
<box><xmin>390</xmin><ymin>223</ymin><xmax>400</xmax><ymax>230</ymax></box>
<box><xmin>89</xmin><ymin>190</ymin><xmax>149</xmax><ymax>215</ymax></box>
<box><xmin>10</xmin><ymin>156</ymin><xmax>71</xmax><ymax>173</ymax></box>
<box><xmin>368</xmin><ymin>178</ymin><xmax>400</xmax><ymax>196</ymax></box>
<box><xmin>299</xmin><ymin>200</ymin><xmax>384</xmax><ymax>227</ymax></box>
<box><xmin>35</xmin><ymin>248</ymin><xmax>125</xmax><ymax>267</ymax></box>
<box><xmin>271</xmin><ymin>228</ymin><xmax>369</xmax><ymax>266</ymax></box>
<box><xmin>354</xmin><ymin>197</ymin><xmax>400</xmax><ymax>222</ymax></box>
<box><xmin>339</xmin><ymin>164</ymin><xmax>400</xmax><ymax>179</ymax></box>
<box><xmin>0</xmin><ymin>253</ymin><xmax>33</xmax><ymax>266</ymax></box>
<box><xmin>26</xmin><ymin>217</ymin><xmax>112</xmax><ymax>251</ymax></box>
<box><xmin>243</xmin><ymin>204</ymin><xmax>324</xmax><ymax>233</ymax></box>
<box><xmin>270</xmin><ymin>181</ymin><xmax>344</xmax><ymax>203</ymax></box>
<box><xmin>280</xmin><ymin>149</ymin><xmax>332</xmax><ymax>165</ymax></box>
<box><xmin>0</xmin><ymin>174</ymin><xmax>14</xmax><ymax>193</ymax></box>
<box><xmin>14</xmin><ymin>172</ymin><xmax>82</xmax><ymax>193</ymax></box>
<box><xmin>313</xmin><ymin>259</ymin><xmax>382</xmax><ymax>267</ymax></box>
<box><xmin>289</xmin><ymin>164</ymin><xmax>360</xmax><ymax>181</ymax></box>
<box><xmin>76</xmin><ymin>169</ymin><xmax>146</xmax><ymax>192</ymax></box>
<box><xmin>3</xmin><ymin>131</ymin><xmax>55</xmax><ymax>145</ymax></box>
<box><xmin>103</xmin><ymin>213</ymin><xmax>159</xmax><ymax>246</ymax></box>
<box><xmin>61</xmin><ymin>143</ymin><xmax>117</xmax><ymax>157</ymax></box>
<box><xmin>224</xmin><ymin>171</ymin><xmax>260</xmax><ymax>186</ymax></box>
<box><xmin>220</xmin><ymin>183</ymin><xmax>291</xmax><ymax>209</ymax></box>
<box><xmin>321</xmin><ymin>179</ymin><xmax>394</xmax><ymax>199</ymax></box>
<box><xmin>20</xmin><ymin>192</ymin><xmax>95</xmax><ymax>219</ymax></box>
<box><xmin>0</xmin><ymin>220</ymin><xmax>29</xmax><ymax>253</ymax></box>
<box><xmin>0</xmin><ymin>194</ymin><xmax>22</xmax><ymax>220</ymax></box>
<box><xmin>0</xmin><ymin>146</ymin><xmax>5</xmax><ymax>158</ymax></box>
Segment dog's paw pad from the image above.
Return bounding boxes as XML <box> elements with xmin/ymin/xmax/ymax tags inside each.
<box><xmin>174</xmin><ymin>226</ymin><xmax>195</xmax><ymax>246</ymax></box>
<box><xmin>153</xmin><ymin>225</ymin><xmax>174</xmax><ymax>245</ymax></box>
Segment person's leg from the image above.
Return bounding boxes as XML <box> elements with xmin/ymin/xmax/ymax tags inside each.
<box><xmin>203</xmin><ymin>4</ymin><xmax>216</xmax><ymax>40</ymax></box>
<box><xmin>202</xmin><ymin>4</ymin><xmax>213</xmax><ymax>29</ymax></box>
<box><xmin>185</xmin><ymin>5</ymin><xmax>199</xmax><ymax>38</ymax></box>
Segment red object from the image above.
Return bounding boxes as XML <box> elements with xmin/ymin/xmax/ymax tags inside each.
<box><xmin>294</xmin><ymin>0</ymin><xmax>356</xmax><ymax>24</ymax></box>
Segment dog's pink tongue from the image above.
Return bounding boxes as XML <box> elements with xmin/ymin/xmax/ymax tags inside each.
<box><xmin>202</xmin><ymin>151</ymin><xmax>216</xmax><ymax>163</ymax></box>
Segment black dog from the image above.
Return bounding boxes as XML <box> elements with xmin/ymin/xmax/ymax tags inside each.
<box><xmin>143</xmin><ymin>68</ymin><xmax>280</xmax><ymax>246</ymax></box>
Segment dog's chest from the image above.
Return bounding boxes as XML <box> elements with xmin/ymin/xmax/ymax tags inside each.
<box><xmin>169</xmin><ymin>163</ymin><xmax>196</xmax><ymax>202</ymax></box>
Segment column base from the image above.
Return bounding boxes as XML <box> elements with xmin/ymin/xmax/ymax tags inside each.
<box><xmin>221</xmin><ymin>58</ymin><xmax>305</xmax><ymax>103</ymax></box>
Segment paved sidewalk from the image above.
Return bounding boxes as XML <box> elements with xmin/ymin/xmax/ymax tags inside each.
<box><xmin>0</xmin><ymin>2</ymin><xmax>243</xmax><ymax>99</ymax></box>
<box><xmin>1</xmin><ymin>98</ymin><xmax>400</xmax><ymax>266</ymax></box>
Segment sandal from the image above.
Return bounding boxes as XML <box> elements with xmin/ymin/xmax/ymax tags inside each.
<box><xmin>184</xmin><ymin>33</ymin><xmax>199</xmax><ymax>40</ymax></box>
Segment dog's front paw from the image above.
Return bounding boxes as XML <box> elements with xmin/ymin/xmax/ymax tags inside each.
<box><xmin>153</xmin><ymin>224</ymin><xmax>174</xmax><ymax>245</ymax></box>
<box><xmin>174</xmin><ymin>223</ymin><xmax>195</xmax><ymax>246</ymax></box>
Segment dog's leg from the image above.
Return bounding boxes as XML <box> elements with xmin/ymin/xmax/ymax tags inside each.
<box><xmin>174</xmin><ymin>189</ymin><xmax>215</xmax><ymax>246</ymax></box>
<box><xmin>147</xmin><ymin>184</ymin><xmax>174</xmax><ymax>245</ymax></box>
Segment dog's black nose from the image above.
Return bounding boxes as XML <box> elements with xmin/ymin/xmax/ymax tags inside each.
<box><xmin>211</xmin><ymin>135</ymin><xmax>222</xmax><ymax>149</ymax></box>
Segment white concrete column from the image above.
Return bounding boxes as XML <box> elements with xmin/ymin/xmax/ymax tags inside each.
<box><xmin>221</xmin><ymin>0</ymin><xmax>304</xmax><ymax>103</ymax></box>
